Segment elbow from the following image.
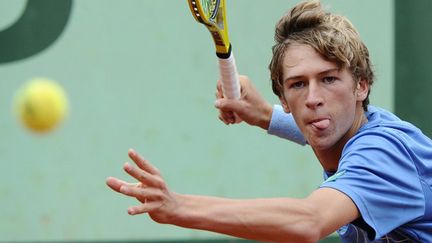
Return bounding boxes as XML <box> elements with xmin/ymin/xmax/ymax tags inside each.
<box><xmin>279</xmin><ymin>210</ymin><xmax>324</xmax><ymax>243</ymax></box>
<box><xmin>297</xmin><ymin>227</ymin><xmax>322</xmax><ymax>243</ymax></box>
<box><xmin>289</xmin><ymin>220</ymin><xmax>322</xmax><ymax>243</ymax></box>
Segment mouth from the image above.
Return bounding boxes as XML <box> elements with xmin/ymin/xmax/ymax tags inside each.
<box><xmin>309</xmin><ymin>118</ymin><xmax>330</xmax><ymax>130</ymax></box>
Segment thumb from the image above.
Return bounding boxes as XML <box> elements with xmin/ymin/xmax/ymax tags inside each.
<box><xmin>214</xmin><ymin>98</ymin><xmax>243</xmax><ymax>113</ymax></box>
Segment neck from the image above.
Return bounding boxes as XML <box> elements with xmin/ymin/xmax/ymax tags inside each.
<box><xmin>315</xmin><ymin>107</ymin><xmax>368</xmax><ymax>172</ymax></box>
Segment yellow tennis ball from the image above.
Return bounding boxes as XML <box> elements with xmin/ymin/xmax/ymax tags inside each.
<box><xmin>14</xmin><ymin>78</ymin><xmax>69</xmax><ymax>133</ymax></box>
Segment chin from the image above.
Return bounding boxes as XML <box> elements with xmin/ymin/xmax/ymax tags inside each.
<box><xmin>308</xmin><ymin>138</ymin><xmax>337</xmax><ymax>151</ymax></box>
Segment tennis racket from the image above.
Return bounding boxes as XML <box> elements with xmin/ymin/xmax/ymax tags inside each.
<box><xmin>187</xmin><ymin>0</ymin><xmax>240</xmax><ymax>100</ymax></box>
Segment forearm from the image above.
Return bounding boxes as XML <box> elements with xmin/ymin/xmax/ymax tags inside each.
<box><xmin>168</xmin><ymin>194</ymin><xmax>321</xmax><ymax>243</ymax></box>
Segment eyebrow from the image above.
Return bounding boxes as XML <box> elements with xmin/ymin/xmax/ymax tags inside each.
<box><xmin>284</xmin><ymin>68</ymin><xmax>340</xmax><ymax>82</ymax></box>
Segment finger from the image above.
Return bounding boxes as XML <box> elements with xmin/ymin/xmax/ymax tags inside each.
<box><xmin>218</xmin><ymin>114</ymin><xmax>228</xmax><ymax>125</ymax></box>
<box><xmin>218</xmin><ymin>114</ymin><xmax>229</xmax><ymax>125</ymax></box>
<box><xmin>127</xmin><ymin>201</ymin><xmax>160</xmax><ymax>215</ymax></box>
<box><xmin>120</xmin><ymin>184</ymin><xmax>146</xmax><ymax>198</ymax></box>
<box><xmin>123</xmin><ymin>162</ymin><xmax>163</xmax><ymax>188</ymax></box>
<box><xmin>124</xmin><ymin>162</ymin><xmax>165</xmax><ymax>188</ymax></box>
<box><xmin>216</xmin><ymin>80</ymin><xmax>223</xmax><ymax>93</ymax></box>
<box><xmin>215</xmin><ymin>80</ymin><xmax>225</xmax><ymax>99</ymax></box>
<box><xmin>106</xmin><ymin>177</ymin><xmax>136</xmax><ymax>193</ymax></box>
<box><xmin>128</xmin><ymin>149</ymin><xmax>160</xmax><ymax>175</ymax></box>
<box><xmin>215</xmin><ymin>90</ymin><xmax>223</xmax><ymax>99</ymax></box>
<box><xmin>215</xmin><ymin>91</ymin><xmax>223</xmax><ymax>99</ymax></box>
<box><xmin>221</xmin><ymin>110</ymin><xmax>242</xmax><ymax>124</ymax></box>
<box><xmin>219</xmin><ymin>110</ymin><xmax>235</xmax><ymax>124</ymax></box>
<box><xmin>215</xmin><ymin>98</ymin><xmax>241</xmax><ymax>112</ymax></box>
<box><xmin>215</xmin><ymin>99</ymin><xmax>242</xmax><ymax>121</ymax></box>
<box><xmin>120</xmin><ymin>184</ymin><xmax>161</xmax><ymax>199</ymax></box>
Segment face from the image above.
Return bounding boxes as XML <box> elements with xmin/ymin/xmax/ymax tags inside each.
<box><xmin>279</xmin><ymin>44</ymin><xmax>369</xmax><ymax>152</ymax></box>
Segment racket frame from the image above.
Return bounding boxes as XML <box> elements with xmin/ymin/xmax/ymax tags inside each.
<box><xmin>187</xmin><ymin>0</ymin><xmax>241</xmax><ymax>100</ymax></box>
<box><xmin>187</xmin><ymin>0</ymin><xmax>231</xmax><ymax>55</ymax></box>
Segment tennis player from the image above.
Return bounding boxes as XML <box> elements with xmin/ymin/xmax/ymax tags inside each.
<box><xmin>214</xmin><ymin>0</ymin><xmax>432</xmax><ymax>242</ymax></box>
<box><xmin>107</xmin><ymin>1</ymin><xmax>432</xmax><ymax>242</ymax></box>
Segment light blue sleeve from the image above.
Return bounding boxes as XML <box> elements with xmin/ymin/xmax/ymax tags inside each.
<box><xmin>267</xmin><ymin>105</ymin><xmax>307</xmax><ymax>145</ymax></box>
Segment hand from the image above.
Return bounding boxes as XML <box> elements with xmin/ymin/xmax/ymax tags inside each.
<box><xmin>106</xmin><ymin>149</ymin><xmax>178</xmax><ymax>224</ymax></box>
<box><xmin>215</xmin><ymin>75</ymin><xmax>273</xmax><ymax>130</ymax></box>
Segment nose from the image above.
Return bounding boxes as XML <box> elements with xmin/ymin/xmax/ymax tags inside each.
<box><xmin>305</xmin><ymin>82</ymin><xmax>324</xmax><ymax>109</ymax></box>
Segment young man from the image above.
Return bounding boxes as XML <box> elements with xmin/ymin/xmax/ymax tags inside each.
<box><xmin>107</xmin><ymin>1</ymin><xmax>432</xmax><ymax>242</ymax></box>
<box><xmin>215</xmin><ymin>0</ymin><xmax>432</xmax><ymax>242</ymax></box>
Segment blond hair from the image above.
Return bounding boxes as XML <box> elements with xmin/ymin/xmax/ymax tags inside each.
<box><xmin>269</xmin><ymin>0</ymin><xmax>374</xmax><ymax>110</ymax></box>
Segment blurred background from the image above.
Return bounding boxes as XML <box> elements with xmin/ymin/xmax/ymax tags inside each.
<box><xmin>0</xmin><ymin>0</ymin><xmax>430</xmax><ymax>242</ymax></box>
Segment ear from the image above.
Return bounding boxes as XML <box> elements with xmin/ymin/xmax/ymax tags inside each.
<box><xmin>356</xmin><ymin>79</ymin><xmax>369</xmax><ymax>102</ymax></box>
<box><xmin>278</xmin><ymin>95</ymin><xmax>291</xmax><ymax>113</ymax></box>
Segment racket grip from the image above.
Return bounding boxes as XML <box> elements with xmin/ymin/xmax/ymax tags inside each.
<box><xmin>218</xmin><ymin>53</ymin><xmax>241</xmax><ymax>100</ymax></box>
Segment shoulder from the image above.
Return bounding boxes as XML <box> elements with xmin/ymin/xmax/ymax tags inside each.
<box><xmin>343</xmin><ymin>126</ymin><xmax>408</xmax><ymax>164</ymax></box>
<box><xmin>363</xmin><ymin>106</ymin><xmax>422</xmax><ymax>135</ymax></box>
<box><xmin>344</xmin><ymin>106</ymin><xmax>432</xmax><ymax>166</ymax></box>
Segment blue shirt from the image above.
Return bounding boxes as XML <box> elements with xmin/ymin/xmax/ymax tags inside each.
<box><xmin>268</xmin><ymin>105</ymin><xmax>432</xmax><ymax>242</ymax></box>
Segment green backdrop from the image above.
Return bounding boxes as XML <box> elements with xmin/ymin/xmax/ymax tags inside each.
<box><xmin>0</xmin><ymin>0</ymin><xmax>394</xmax><ymax>242</ymax></box>
<box><xmin>395</xmin><ymin>0</ymin><xmax>432</xmax><ymax>137</ymax></box>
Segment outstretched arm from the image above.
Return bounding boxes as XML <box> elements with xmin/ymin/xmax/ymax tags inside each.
<box><xmin>106</xmin><ymin>149</ymin><xmax>358</xmax><ymax>242</ymax></box>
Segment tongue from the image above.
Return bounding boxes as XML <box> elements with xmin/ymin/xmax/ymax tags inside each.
<box><xmin>312</xmin><ymin>119</ymin><xmax>330</xmax><ymax>129</ymax></box>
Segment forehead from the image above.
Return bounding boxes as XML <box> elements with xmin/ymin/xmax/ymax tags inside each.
<box><xmin>282</xmin><ymin>44</ymin><xmax>340</xmax><ymax>79</ymax></box>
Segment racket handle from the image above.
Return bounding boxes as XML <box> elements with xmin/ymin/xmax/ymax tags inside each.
<box><xmin>218</xmin><ymin>53</ymin><xmax>241</xmax><ymax>100</ymax></box>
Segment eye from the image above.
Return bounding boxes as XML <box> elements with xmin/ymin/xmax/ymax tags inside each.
<box><xmin>323</xmin><ymin>76</ymin><xmax>337</xmax><ymax>84</ymax></box>
<box><xmin>290</xmin><ymin>81</ymin><xmax>305</xmax><ymax>89</ymax></box>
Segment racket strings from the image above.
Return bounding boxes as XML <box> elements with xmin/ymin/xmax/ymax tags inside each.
<box><xmin>190</xmin><ymin>0</ymin><xmax>220</xmax><ymax>21</ymax></box>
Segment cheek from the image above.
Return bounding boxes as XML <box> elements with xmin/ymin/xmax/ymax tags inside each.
<box><xmin>336</xmin><ymin>86</ymin><xmax>358</xmax><ymax>106</ymax></box>
<box><xmin>338</xmin><ymin>96</ymin><xmax>358</xmax><ymax>120</ymax></box>
<box><xmin>280</xmin><ymin>90</ymin><xmax>293</xmax><ymax>112</ymax></box>
<box><xmin>283</xmin><ymin>88</ymin><xmax>301</xmax><ymax>104</ymax></box>
<box><xmin>332</xmin><ymin>91</ymin><xmax>358</xmax><ymax>121</ymax></box>
<box><xmin>334</xmin><ymin>100</ymin><xmax>357</xmax><ymax>131</ymax></box>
